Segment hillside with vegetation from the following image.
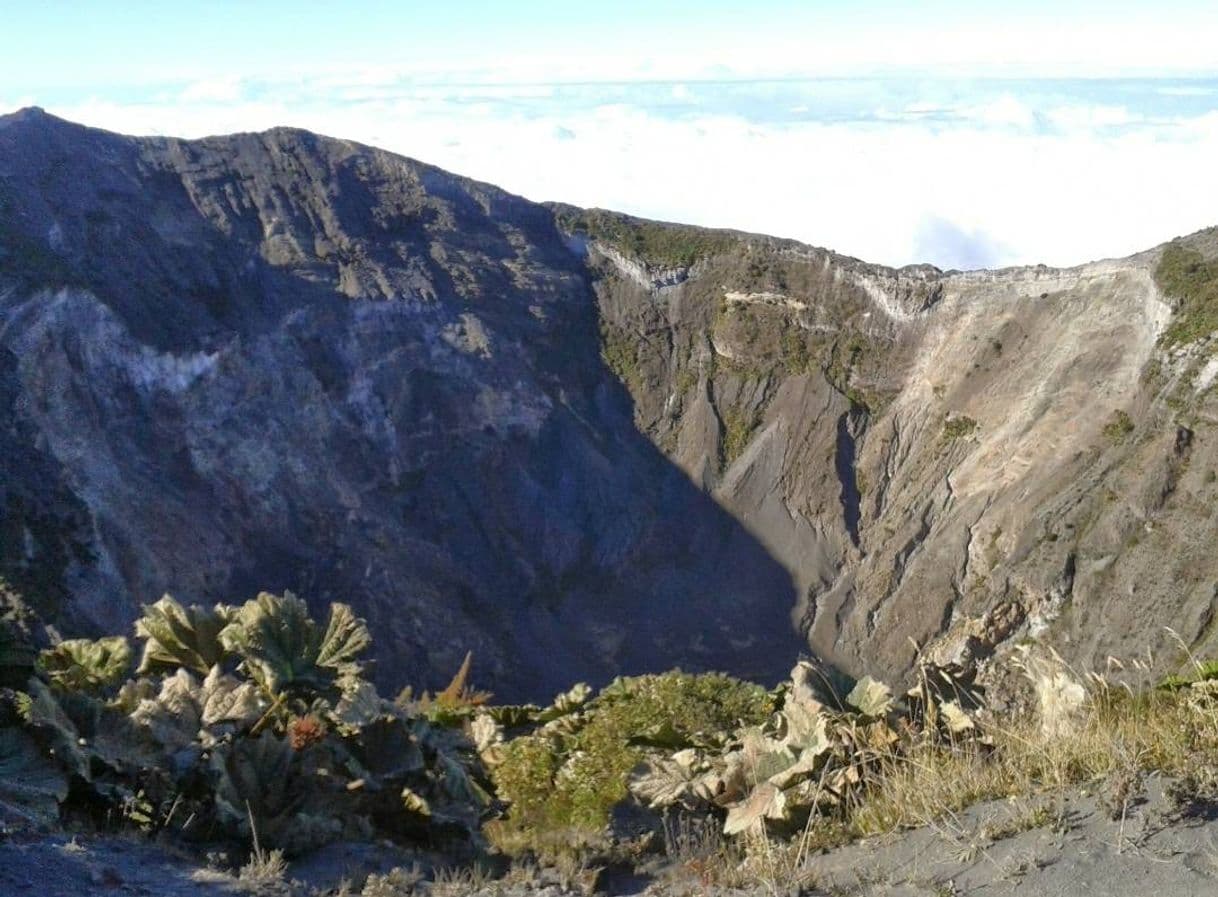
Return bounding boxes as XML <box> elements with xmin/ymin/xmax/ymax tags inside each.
<box><xmin>6</xmin><ymin>580</ymin><xmax>1218</xmax><ymax>895</ymax></box>
<box><xmin>6</xmin><ymin>109</ymin><xmax>1218</xmax><ymax>892</ymax></box>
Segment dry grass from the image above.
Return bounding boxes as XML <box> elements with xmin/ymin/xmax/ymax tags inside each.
<box><xmin>390</xmin><ymin>648</ymin><xmax>1218</xmax><ymax>897</ymax></box>
<box><xmin>736</xmin><ymin>826</ymin><xmax>822</xmax><ymax>897</ymax></box>
<box><xmin>359</xmin><ymin>864</ymin><xmax>423</xmax><ymax>897</ymax></box>
<box><xmin>238</xmin><ymin>804</ymin><xmax>291</xmax><ymax>895</ymax></box>
<box><xmin>850</xmin><ymin>659</ymin><xmax>1218</xmax><ymax>840</ymax></box>
<box><xmin>687</xmin><ymin>647</ymin><xmax>1218</xmax><ymax>893</ymax></box>
<box><xmin>428</xmin><ymin>863</ymin><xmax>496</xmax><ymax>897</ymax></box>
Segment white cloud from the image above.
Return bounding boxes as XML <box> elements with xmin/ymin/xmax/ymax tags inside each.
<box><xmin>178</xmin><ymin>77</ymin><xmax>245</xmax><ymax>103</ymax></box>
<box><xmin>971</xmin><ymin>95</ymin><xmax>1038</xmax><ymax>129</ymax></box>
<box><xmin>15</xmin><ymin>75</ymin><xmax>1218</xmax><ymax>271</ymax></box>
<box><xmin>1045</xmin><ymin>104</ymin><xmax>1139</xmax><ymax>131</ymax></box>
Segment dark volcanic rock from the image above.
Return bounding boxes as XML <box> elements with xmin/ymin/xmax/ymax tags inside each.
<box><xmin>0</xmin><ymin>108</ymin><xmax>802</xmax><ymax>700</ymax></box>
<box><xmin>6</xmin><ymin>108</ymin><xmax>1218</xmax><ymax>700</ymax></box>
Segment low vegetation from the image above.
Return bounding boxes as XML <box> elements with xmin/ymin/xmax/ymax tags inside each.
<box><xmin>6</xmin><ymin>580</ymin><xmax>1218</xmax><ymax>894</ymax></box>
<box><xmin>943</xmin><ymin>415</ymin><xmax>980</xmax><ymax>440</ymax></box>
<box><xmin>0</xmin><ymin>590</ymin><xmax>492</xmax><ymax>856</ymax></box>
<box><xmin>1102</xmin><ymin>409</ymin><xmax>1135</xmax><ymax>444</ymax></box>
<box><xmin>1156</xmin><ymin>242</ymin><xmax>1218</xmax><ymax>348</ymax></box>
<box><xmin>720</xmin><ymin>408</ymin><xmax>762</xmax><ymax>466</ymax></box>
<box><xmin>555</xmin><ymin>207</ymin><xmax>740</xmax><ymax>268</ymax></box>
<box><xmin>486</xmin><ymin>671</ymin><xmax>772</xmax><ymax>857</ymax></box>
<box><xmin>598</xmin><ymin>320</ymin><xmax>643</xmax><ymax>392</ymax></box>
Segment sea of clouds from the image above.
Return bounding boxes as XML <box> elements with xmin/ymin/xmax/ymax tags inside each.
<box><xmin>5</xmin><ymin>74</ymin><xmax>1218</xmax><ymax>270</ymax></box>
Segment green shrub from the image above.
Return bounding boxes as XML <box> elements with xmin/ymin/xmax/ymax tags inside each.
<box><xmin>556</xmin><ymin>208</ymin><xmax>739</xmax><ymax>268</ymax></box>
<box><xmin>721</xmin><ymin>408</ymin><xmax>761</xmax><ymax>466</ymax></box>
<box><xmin>10</xmin><ymin>589</ymin><xmax>490</xmax><ymax>855</ymax></box>
<box><xmin>942</xmin><ymin>415</ymin><xmax>979</xmax><ymax>440</ymax></box>
<box><xmin>1102</xmin><ymin>410</ymin><xmax>1135</xmax><ymax>444</ymax></box>
<box><xmin>595</xmin><ymin>671</ymin><xmax>773</xmax><ymax>739</ymax></box>
<box><xmin>488</xmin><ymin>671</ymin><xmax>772</xmax><ymax>853</ymax></box>
<box><xmin>782</xmin><ymin>326</ymin><xmax>812</xmax><ymax>375</ymax></box>
<box><xmin>599</xmin><ymin>321</ymin><xmax>642</xmax><ymax>391</ymax></box>
<box><xmin>37</xmin><ymin>637</ymin><xmax>131</xmax><ymax>695</ymax></box>
<box><xmin>1157</xmin><ymin>243</ymin><xmax>1218</xmax><ymax>347</ymax></box>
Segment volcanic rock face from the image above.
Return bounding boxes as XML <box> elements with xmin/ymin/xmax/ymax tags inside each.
<box><xmin>583</xmin><ymin>211</ymin><xmax>1218</xmax><ymax>686</ymax></box>
<box><xmin>0</xmin><ymin>109</ymin><xmax>804</xmax><ymax>699</ymax></box>
<box><xmin>2</xmin><ymin>107</ymin><xmax>1217</xmax><ymax>697</ymax></box>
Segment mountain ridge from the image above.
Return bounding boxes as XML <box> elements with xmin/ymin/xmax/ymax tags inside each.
<box><xmin>2</xmin><ymin>107</ymin><xmax>1217</xmax><ymax>700</ymax></box>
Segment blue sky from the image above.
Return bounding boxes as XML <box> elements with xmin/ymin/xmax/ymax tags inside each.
<box><xmin>8</xmin><ymin>1</ymin><xmax>1218</xmax><ymax>86</ymax></box>
<box><xmin>4</xmin><ymin>2</ymin><xmax>1218</xmax><ymax>268</ymax></box>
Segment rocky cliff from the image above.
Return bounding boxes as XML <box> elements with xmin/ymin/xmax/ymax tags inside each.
<box><xmin>571</xmin><ymin>206</ymin><xmax>1218</xmax><ymax>688</ymax></box>
<box><xmin>1</xmin><ymin>108</ymin><xmax>1216</xmax><ymax>698</ymax></box>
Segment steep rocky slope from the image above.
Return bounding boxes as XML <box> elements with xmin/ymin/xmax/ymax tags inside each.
<box><xmin>573</xmin><ymin>207</ymin><xmax>1218</xmax><ymax>687</ymax></box>
<box><xmin>1</xmin><ymin>107</ymin><xmax>1217</xmax><ymax>698</ymax></box>
<box><xmin>0</xmin><ymin>108</ymin><xmax>802</xmax><ymax>700</ymax></box>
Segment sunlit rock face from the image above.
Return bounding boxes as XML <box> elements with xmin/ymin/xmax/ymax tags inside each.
<box><xmin>3</xmin><ymin>107</ymin><xmax>1218</xmax><ymax>699</ymax></box>
<box><xmin>556</xmin><ymin>207</ymin><xmax>1218</xmax><ymax>688</ymax></box>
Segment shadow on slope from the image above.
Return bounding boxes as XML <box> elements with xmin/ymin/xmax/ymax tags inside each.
<box><xmin>0</xmin><ymin>108</ymin><xmax>807</xmax><ymax>702</ymax></box>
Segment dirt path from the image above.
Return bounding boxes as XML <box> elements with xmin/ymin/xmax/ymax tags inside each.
<box><xmin>0</xmin><ymin>831</ymin><xmax>242</xmax><ymax>896</ymax></box>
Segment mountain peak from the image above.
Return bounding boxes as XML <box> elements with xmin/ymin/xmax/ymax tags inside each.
<box><xmin>1</xmin><ymin>106</ymin><xmax>57</xmax><ymax>125</ymax></box>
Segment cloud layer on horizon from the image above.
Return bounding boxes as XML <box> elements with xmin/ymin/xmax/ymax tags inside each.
<box><xmin>5</xmin><ymin>75</ymin><xmax>1218</xmax><ymax>271</ymax></box>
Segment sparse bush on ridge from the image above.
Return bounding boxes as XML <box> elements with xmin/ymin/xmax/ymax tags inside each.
<box><xmin>721</xmin><ymin>407</ymin><xmax>762</xmax><ymax>466</ymax></box>
<box><xmin>1157</xmin><ymin>242</ymin><xmax>1218</xmax><ymax>348</ymax></box>
<box><xmin>555</xmin><ymin>207</ymin><xmax>740</xmax><ymax>268</ymax></box>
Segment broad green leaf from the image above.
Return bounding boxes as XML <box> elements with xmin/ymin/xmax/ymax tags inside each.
<box><xmin>776</xmin><ymin>698</ymin><xmax>828</xmax><ymax>751</ymax></box>
<box><xmin>211</xmin><ymin>731</ymin><xmax>341</xmax><ymax>852</ymax></box>
<box><xmin>628</xmin><ymin>749</ymin><xmax>708</xmax><ymax>809</ymax></box>
<box><xmin>788</xmin><ymin>660</ymin><xmax>839</xmax><ymax>712</ymax></box>
<box><xmin>220</xmin><ymin>592</ymin><xmax>370</xmax><ymax>697</ymax></box>
<box><xmin>128</xmin><ymin>666</ymin><xmax>264</xmax><ymax>751</ymax></box>
<box><xmin>538</xmin><ymin>682</ymin><xmax>592</xmax><ymax>721</ymax></box>
<box><xmin>739</xmin><ymin>726</ymin><xmax>794</xmax><ymax>785</ymax></box>
<box><xmin>333</xmin><ymin>679</ymin><xmax>385</xmax><ymax>730</ymax></box>
<box><xmin>199</xmin><ymin>666</ymin><xmax>266</xmax><ymax>728</ymax></box>
<box><xmin>485</xmin><ymin>704</ymin><xmax>541</xmax><ymax>728</ymax></box>
<box><xmin>315</xmin><ymin>603</ymin><xmax>373</xmax><ymax>677</ymax></box>
<box><xmin>24</xmin><ymin>679</ymin><xmax>90</xmax><ymax>780</ymax></box>
<box><xmin>128</xmin><ymin>669</ymin><xmax>202</xmax><ymax>751</ymax></box>
<box><xmin>135</xmin><ymin>595</ymin><xmax>234</xmax><ymax>675</ymax></box>
<box><xmin>845</xmin><ymin>676</ymin><xmax>894</xmax><ymax>718</ymax></box>
<box><xmin>469</xmin><ymin>713</ymin><xmax>502</xmax><ymax>755</ymax></box>
<box><xmin>347</xmin><ymin>717</ymin><xmax>425</xmax><ymax>785</ymax></box>
<box><xmin>38</xmin><ymin>637</ymin><xmax>131</xmax><ymax>694</ymax></box>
